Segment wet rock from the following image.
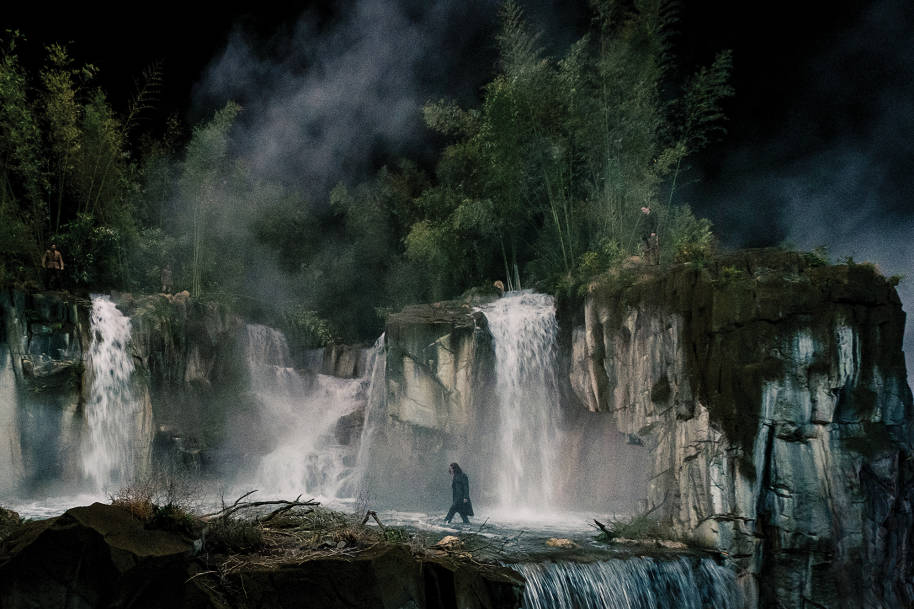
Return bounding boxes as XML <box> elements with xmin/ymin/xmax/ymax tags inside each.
<box><xmin>321</xmin><ymin>343</ymin><xmax>369</xmax><ymax>378</ymax></box>
<box><xmin>334</xmin><ymin>408</ymin><xmax>365</xmax><ymax>446</ymax></box>
<box><xmin>572</xmin><ymin>250</ymin><xmax>914</xmax><ymax>608</ymax></box>
<box><xmin>365</xmin><ymin>300</ymin><xmax>498</xmax><ymax>508</ymax></box>
<box><xmin>0</xmin><ymin>289</ymin><xmax>88</xmax><ymax>487</ymax></box>
<box><xmin>385</xmin><ymin>300</ymin><xmax>492</xmax><ymax>432</ymax></box>
<box><xmin>125</xmin><ymin>293</ymin><xmax>246</xmax><ymax>469</ymax></box>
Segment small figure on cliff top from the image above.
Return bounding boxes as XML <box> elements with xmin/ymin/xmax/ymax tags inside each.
<box><xmin>445</xmin><ymin>462</ymin><xmax>474</xmax><ymax>524</ymax></box>
<box><xmin>640</xmin><ymin>206</ymin><xmax>659</xmax><ymax>265</ymax></box>
<box><xmin>493</xmin><ymin>280</ymin><xmax>505</xmax><ymax>295</ymax></box>
<box><xmin>160</xmin><ymin>264</ymin><xmax>173</xmax><ymax>294</ymax></box>
<box><xmin>41</xmin><ymin>243</ymin><xmax>65</xmax><ymax>289</ymax></box>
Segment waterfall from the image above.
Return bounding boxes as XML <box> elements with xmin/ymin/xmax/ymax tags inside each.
<box><xmin>349</xmin><ymin>334</ymin><xmax>386</xmax><ymax>500</ymax></box>
<box><xmin>0</xmin><ymin>344</ymin><xmax>24</xmax><ymax>493</ymax></box>
<box><xmin>513</xmin><ymin>557</ymin><xmax>741</xmax><ymax>609</ymax></box>
<box><xmin>478</xmin><ymin>291</ymin><xmax>562</xmax><ymax>512</ymax></box>
<box><xmin>244</xmin><ymin>325</ymin><xmax>378</xmax><ymax>501</ymax></box>
<box><xmin>81</xmin><ymin>295</ymin><xmax>151</xmax><ymax>491</ymax></box>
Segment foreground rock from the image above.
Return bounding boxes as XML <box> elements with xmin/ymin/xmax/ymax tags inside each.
<box><xmin>0</xmin><ymin>503</ymin><xmax>523</xmax><ymax>609</ymax></box>
<box><xmin>0</xmin><ymin>503</ymin><xmax>194</xmax><ymax>608</ymax></box>
<box><xmin>210</xmin><ymin>545</ymin><xmax>521</xmax><ymax>609</ymax></box>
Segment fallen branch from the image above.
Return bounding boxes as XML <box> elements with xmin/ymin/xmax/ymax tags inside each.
<box><xmin>260</xmin><ymin>495</ymin><xmax>315</xmax><ymax>524</ymax></box>
<box><xmin>201</xmin><ymin>490</ymin><xmax>258</xmax><ymax>519</ymax></box>
<box><xmin>184</xmin><ymin>570</ymin><xmax>218</xmax><ymax>584</ymax></box>
<box><xmin>201</xmin><ymin>491</ymin><xmax>320</xmax><ymax>522</ymax></box>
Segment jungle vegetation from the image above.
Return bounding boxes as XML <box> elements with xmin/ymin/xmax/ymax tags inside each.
<box><xmin>0</xmin><ymin>1</ymin><xmax>733</xmax><ymax>347</ymax></box>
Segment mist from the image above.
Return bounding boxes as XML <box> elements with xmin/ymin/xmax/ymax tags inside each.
<box><xmin>191</xmin><ymin>0</ymin><xmax>501</xmax><ymax>194</ymax></box>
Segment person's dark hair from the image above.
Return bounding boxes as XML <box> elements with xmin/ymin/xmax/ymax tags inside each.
<box><xmin>449</xmin><ymin>462</ymin><xmax>463</xmax><ymax>475</ymax></box>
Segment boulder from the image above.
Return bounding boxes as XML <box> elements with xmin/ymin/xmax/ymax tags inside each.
<box><xmin>0</xmin><ymin>503</ymin><xmax>194</xmax><ymax>609</ymax></box>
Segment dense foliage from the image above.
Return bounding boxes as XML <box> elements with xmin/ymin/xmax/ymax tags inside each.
<box><xmin>0</xmin><ymin>1</ymin><xmax>732</xmax><ymax>346</ymax></box>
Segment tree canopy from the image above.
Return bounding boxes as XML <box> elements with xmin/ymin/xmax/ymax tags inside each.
<box><xmin>0</xmin><ymin>2</ymin><xmax>732</xmax><ymax>348</ymax></box>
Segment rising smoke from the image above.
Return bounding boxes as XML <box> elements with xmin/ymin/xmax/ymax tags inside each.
<box><xmin>192</xmin><ymin>0</ymin><xmax>499</xmax><ymax>194</ymax></box>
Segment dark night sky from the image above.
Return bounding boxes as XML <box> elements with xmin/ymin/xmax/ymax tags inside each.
<box><xmin>6</xmin><ymin>2</ymin><xmax>910</xmax><ymax>217</ymax></box>
<box><xmin>5</xmin><ymin>0</ymin><xmax>914</xmax><ymax>378</ymax></box>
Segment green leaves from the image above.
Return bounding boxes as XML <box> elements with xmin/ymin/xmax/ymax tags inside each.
<box><xmin>176</xmin><ymin>102</ymin><xmax>242</xmax><ymax>296</ymax></box>
<box><xmin>675</xmin><ymin>50</ymin><xmax>735</xmax><ymax>152</ymax></box>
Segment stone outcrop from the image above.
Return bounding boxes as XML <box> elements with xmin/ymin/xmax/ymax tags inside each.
<box><xmin>0</xmin><ymin>503</ymin><xmax>523</xmax><ymax>609</ymax></box>
<box><xmin>385</xmin><ymin>301</ymin><xmax>492</xmax><ymax>434</ymax></box>
<box><xmin>122</xmin><ymin>293</ymin><xmax>247</xmax><ymax>471</ymax></box>
<box><xmin>0</xmin><ymin>290</ymin><xmax>90</xmax><ymax>492</ymax></box>
<box><xmin>358</xmin><ymin>300</ymin><xmax>496</xmax><ymax>508</ymax></box>
<box><xmin>569</xmin><ymin>250</ymin><xmax>914</xmax><ymax>608</ymax></box>
<box><xmin>0</xmin><ymin>503</ymin><xmax>195</xmax><ymax>608</ymax></box>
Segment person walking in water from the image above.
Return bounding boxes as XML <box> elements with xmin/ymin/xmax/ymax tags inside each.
<box><xmin>41</xmin><ymin>243</ymin><xmax>65</xmax><ymax>289</ymax></box>
<box><xmin>445</xmin><ymin>462</ymin><xmax>474</xmax><ymax>524</ymax></box>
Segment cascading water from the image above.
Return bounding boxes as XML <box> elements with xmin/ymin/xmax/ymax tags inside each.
<box><xmin>478</xmin><ymin>290</ymin><xmax>562</xmax><ymax>513</ymax></box>
<box><xmin>349</xmin><ymin>334</ymin><xmax>386</xmax><ymax>498</ymax></box>
<box><xmin>0</xmin><ymin>344</ymin><xmax>24</xmax><ymax>493</ymax></box>
<box><xmin>513</xmin><ymin>557</ymin><xmax>741</xmax><ymax>609</ymax></box>
<box><xmin>80</xmin><ymin>295</ymin><xmax>151</xmax><ymax>491</ymax></box>
<box><xmin>242</xmin><ymin>324</ymin><xmax>378</xmax><ymax>501</ymax></box>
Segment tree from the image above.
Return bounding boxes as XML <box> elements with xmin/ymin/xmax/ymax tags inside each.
<box><xmin>410</xmin><ymin>0</ymin><xmax>733</xmax><ymax>295</ymax></box>
<box><xmin>39</xmin><ymin>42</ymin><xmax>96</xmax><ymax>233</ymax></box>
<box><xmin>176</xmin><ymin>102</ymin><xmax>241</xmax><ymax>297</ymax></box>
<box><xmin>0</xmin><ymin>33</ymin><xmax>44</xmax><ymax>277</ymax></box>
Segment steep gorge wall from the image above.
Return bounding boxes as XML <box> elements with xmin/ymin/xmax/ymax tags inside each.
<box><xmin>121</xmin><ymin>293</ymin><xmax>247</xmax><ymax>469</ymax></box>
<box><xmin>569</xmin><ymin>250</ymin><xmax>914</xmax><ymax>608</ymax></box>
<box><xmin>0</xmin><ymin>290</ymin><xmax>89</xmax><ymax>492</ymax></box>
<box><xmin>360</xmin><ymin>301</ymin><xmax>497</xmax><ymax>508</ymax></box>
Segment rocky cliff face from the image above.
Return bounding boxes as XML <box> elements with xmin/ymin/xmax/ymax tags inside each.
<box><xmin>121</xmin><ymin>292</ymin><xmax>247</xmax><ymax>471</ymax></box>
<box><xmin>358</xmin><ymin>301</ymin><xmax>497</xmax><ymax>508</ymax></box>
<box><xmin>569</xmin><ymin>250</ymin><xmax>914</xmax><ymax>608</ymax></box>
<box><xmin>0</xmin><ymin>290</ymin><xmax>90</xmax><ymax>493</ymax></box>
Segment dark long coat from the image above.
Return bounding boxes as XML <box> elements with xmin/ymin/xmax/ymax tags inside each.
<box><xmin>451</xmin><ymin>472</ymin><xmax>474</xmax><ymax>517</ymax></box>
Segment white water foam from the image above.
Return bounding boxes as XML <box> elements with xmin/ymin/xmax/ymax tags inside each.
<box><xmin>478</xmin><ymin>290</ymin><xmax>562</xmax><ymax>515</ymax></box>
<box><xmin>241</xmin><ymin>325</ymin><xmax>376</xmax><ymax>502</ymax></box>
<box><xmin>513</xmin><ymin>557</ymin><xmax>741</xmax><ymax>609</ymax></box>
<box><xmin>80</xmin><ymin>295</ymin><xmax>150</xmax><ymax>492</ymax></box>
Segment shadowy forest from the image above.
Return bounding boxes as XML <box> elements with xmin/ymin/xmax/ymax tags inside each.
<box><xmin>0</xmin><ymin>1</ymin><xmax>732</xmax><ymax>347</ymax></box>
